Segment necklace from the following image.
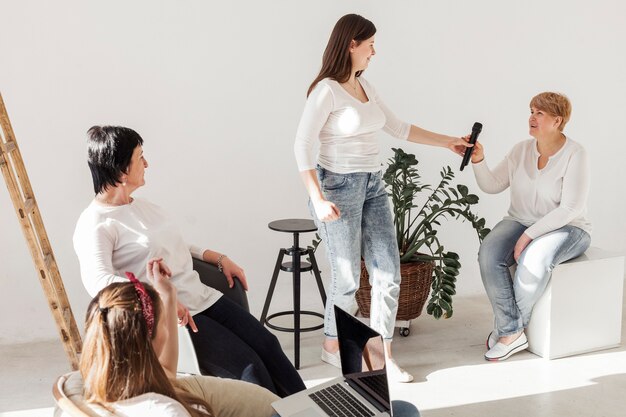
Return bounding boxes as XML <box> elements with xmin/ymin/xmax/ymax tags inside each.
<box><xmin>348</xmin><ymin>78</ymin><xmax>359</xmax><ymax>95</ymax></box>
<box><xmin>346</xmin><ymin>78</ymin><xmax>359</xmax><ymax>99</ymax></box>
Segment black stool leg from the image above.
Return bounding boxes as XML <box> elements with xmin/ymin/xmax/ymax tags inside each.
<box><xmin>308</xmin><ymin>248</ymin><xmax>327</xmax><ymax>307</ymax></box>
<box><xmin>292</xmin><ymin>233</ymin><xmax>301</xmax><ymax>369</ymax></box>
<box><xmin>260</xmin><ymin>249</ymin><xmax>286</xmax><ymax>324</ymax></box>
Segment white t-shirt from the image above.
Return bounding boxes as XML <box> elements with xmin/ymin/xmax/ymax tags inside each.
<box><xmin>294</xmin><ymin>77</ymin><xmax>411</xmax><ymax>173</ymax></box>
<box><xmin>73</xmin><ymin>198</ymin><xmax>222</xmax><ymax>314</ymax></box>
<box><xmin>472</xmin><ymin>137</ymin><xmax>592</xmax><ymax>239</ymax></box>
<box><xmin>111</xmin><ymin>392</ymin><xmax>192</xmax><ymax>417</ymax></box>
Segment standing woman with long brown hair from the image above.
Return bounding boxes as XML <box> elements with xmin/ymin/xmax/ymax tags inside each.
<box><xmin>294</xmin><ymin>14</ymin><xmax>471</xmax><ymax>382</ymax></box>
<box><xmin>80</xmin><ymin>258</ymin><xmax>279</xmax><ymax>416</ymax></box>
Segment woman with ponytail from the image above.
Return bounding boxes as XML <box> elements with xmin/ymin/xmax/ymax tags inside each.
<box><xmin>80</xmin><ymin>258</ymin><xmax>278</xmax><ymax>416</ymax></box>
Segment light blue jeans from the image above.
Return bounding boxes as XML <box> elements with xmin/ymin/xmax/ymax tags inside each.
<box><xmin>271</xmin><ymin>400</ymin><xmax>419</xmax><ymax>417</ymax></box>
<box><xmin>311</xmin><ymin>166</ymin><xmax>400</xmax><ymax>340</ymax></box>
<box><xmin>478</xmin><ymin>219</ymin><xmax>591</xmax><ymax>336</ymax></box>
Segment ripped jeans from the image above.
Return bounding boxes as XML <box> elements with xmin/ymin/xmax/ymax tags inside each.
<box><xmin>478</xmin><ymin>219</ymin><xmax>591</xmax><ymax>337</ymax></box>
<box><xmin>310</xmin><ymin>166</ymin><xmax>400</xmax><ymax>340</ymax></box>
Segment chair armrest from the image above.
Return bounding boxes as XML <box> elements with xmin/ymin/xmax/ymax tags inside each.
<box><xmin>192</xmin><ymin>258</ymin><xmax>250</xmax><ymax>313</ymax></box>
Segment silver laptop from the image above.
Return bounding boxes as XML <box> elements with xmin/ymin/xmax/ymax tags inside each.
<box><xmin>272</xmin><ymin>305</ymin><xmax>392</xmax><ymax>417</ymax></box>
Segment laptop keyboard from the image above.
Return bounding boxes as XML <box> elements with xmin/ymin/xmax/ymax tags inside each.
<box><xmin>309</xmin><ymin>383</ymin><xmax>375</xmax><ymax>417</ymax></box>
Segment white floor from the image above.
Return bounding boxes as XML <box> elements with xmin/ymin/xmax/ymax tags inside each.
<box><xmin>1</xmin><ymin>292</ymin><xmax>625</xmax><ymax>417</ymax></box>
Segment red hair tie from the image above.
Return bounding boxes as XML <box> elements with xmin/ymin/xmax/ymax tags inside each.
<box><xmin>125</xmin><ymin>272</ymin><xmax>155</xmax><ymax>338</ymax></box>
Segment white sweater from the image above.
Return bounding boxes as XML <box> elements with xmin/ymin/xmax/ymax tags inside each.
<box><xmin>73</xmin><ymin>198</ymin><xmax>221</xmax><ymax>314</ymax></box>
<box><xmin>294</xmin><ymin>77</ymin><xmax>411</xmax><ymax>173</ymax></box>
<box><xmin>472</xmin><ymin>137</ymin><xmax>592</xmax><ymax>239</ymax></box>
<box><xmin>111</xmin><ymin>392</ymin><xmax>191</xmax><ymax>417</ymax></box>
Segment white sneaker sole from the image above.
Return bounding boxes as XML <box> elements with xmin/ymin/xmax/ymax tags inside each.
<box><xmin>486</xmin><ymin>331</ymin><xmax>498</xmax><ymax>350</ymax></box>
<box><xmin>485</xmin><ymin>340</ymin><xmax>529</xmax><ymax>361</ymax></box>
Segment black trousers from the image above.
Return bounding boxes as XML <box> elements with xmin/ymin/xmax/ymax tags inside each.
<box><xmin>187</xmin><ymin>296</ymin><xmax>306</xmax><ymax>397</ymax></box>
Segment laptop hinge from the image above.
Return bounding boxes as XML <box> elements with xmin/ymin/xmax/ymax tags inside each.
<box><xmin>345</xmin><ymin>379</ymin><xmax>388</xmax><ymax>413</ymax></box>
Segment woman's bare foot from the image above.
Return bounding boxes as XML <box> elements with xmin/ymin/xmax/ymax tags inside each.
<box><xmin>323</xmin><ymin>338</ymin><xmax>339</xmax><ymax>353</ymax></box>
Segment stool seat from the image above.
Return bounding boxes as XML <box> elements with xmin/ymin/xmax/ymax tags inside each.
<box><xmin>261</xmin><ymin>218</ymin><xmax>326</xmax><ymax>369</ymax></box>
<box><xmin>268</xmin><ymin>219</ymin><xmax>317</xmax><ymax>233</ymax></box>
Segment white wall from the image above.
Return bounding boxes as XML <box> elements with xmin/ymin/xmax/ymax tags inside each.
<box><xmin>1</xmin><ymin>0</ymin><xmax>624</xmax><ymax>345</ymax></box>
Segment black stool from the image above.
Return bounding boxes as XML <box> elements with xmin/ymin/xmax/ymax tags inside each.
<box><xmin>260</xmin><ymin>219</ymin><xmax>327</xmax><ymax>369</ymax></box>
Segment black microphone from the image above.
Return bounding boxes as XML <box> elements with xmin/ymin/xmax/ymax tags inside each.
<box><xmin>459</xmin><ymin>122</ymin><xmax>483</xmax><ymax>171</ymax></box>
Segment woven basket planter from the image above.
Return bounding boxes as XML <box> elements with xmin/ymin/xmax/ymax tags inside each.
<box><xmin>356</xmin><ymin>259</ymin><xmax>434</xmax><ymax>321</ymax></box>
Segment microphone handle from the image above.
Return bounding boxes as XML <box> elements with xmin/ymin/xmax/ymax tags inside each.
<box><xmin>460</xmin><ymin>129</ymin><xmax>481</xmax><ymax>171</ymax></box>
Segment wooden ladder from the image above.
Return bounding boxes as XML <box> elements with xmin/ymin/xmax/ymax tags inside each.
<box><xmin>0</xmin><ymin>93</ymin><xmax>82</xmax><ymax>370</ymax></box>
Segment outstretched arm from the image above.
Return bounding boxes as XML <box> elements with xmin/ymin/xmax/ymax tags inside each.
<box><xmin>370</xmin><ymin>83</ymin><xmax>471</xmax><ymax>156</ymax></box>
<box><xmin>407</xmin><ymin>125</ymin><xmax>471</xmax><ymax>156</ymax></box>
<box><xmin>147</xmin><ymin>258</ymin><xmax>179</xmax><ymax>379</ymax></box>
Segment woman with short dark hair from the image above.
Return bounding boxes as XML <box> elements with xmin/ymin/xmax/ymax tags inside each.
<box><xmin>74</xmin><ymin>125</ymin><xmax>306</xmax><ymax>397</ymax></box>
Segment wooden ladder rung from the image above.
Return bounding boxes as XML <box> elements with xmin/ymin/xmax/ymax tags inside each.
<box><xmin>44</xmin><ymin>253</ymin><xmax>55</xmax><ymax>273</ymax></box>
<box><xmin>0</xmin><ymin>143</ymin><xmax>16</xmax><ymax>167</ymax></box>
<box><xmin>23</xmin><ymin>198</ymin><xmax>35</xmax><ymax>213</ymax></box>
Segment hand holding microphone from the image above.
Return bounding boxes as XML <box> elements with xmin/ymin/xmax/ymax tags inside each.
<box><xmin>459</xmin><ymin>122</ymin><xmax>483</xmax><ymax>171</ymax></box>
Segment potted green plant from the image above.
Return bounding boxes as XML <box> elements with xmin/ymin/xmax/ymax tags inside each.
<box><xmin>356</xmin><ymin>147</ymin><xmax>490</xmax><ymax>322</ymax></box>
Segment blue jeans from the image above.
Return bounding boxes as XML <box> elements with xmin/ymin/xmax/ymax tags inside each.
<box><xmin>311</xmin><ymin>166</ymin><xmax>400</xmax><ymax>340</ymax></box>
<box><xmin>271</xmin><ymin>400</ymin><xmax>419</xmax><ymax>417</ymax></box>
<box><xmin>478</xmin><ymin>219</ymin><xmax>591</xmax><ymax>336</ymax></box>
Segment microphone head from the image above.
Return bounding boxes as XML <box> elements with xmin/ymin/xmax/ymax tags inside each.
<box><xmin>472</xmin><ymin>122</ymin><xmax>483</xmax><ymax>133</ymax></box>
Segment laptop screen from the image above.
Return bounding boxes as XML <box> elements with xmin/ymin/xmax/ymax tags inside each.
<box><xmin>334</xmin><ymin>305</ymin><xmax>391</xmax><ymax>413</ymax></box>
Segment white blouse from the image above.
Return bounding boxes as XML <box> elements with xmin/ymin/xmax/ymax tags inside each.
<box><xmin>472</xmin><ymin>137</ymin><xmax>592</xmax><ymax>239</ymax></box>
<box><xmin>111</xmin><ymin>392</ymin><xmax>192</xmax><ymax>417</ymax></box>
<box><xmin>294</xmin><ymin>77</ymin><xmax>411</xmax><ymax>173</ymax></box>
<box><xmin>73</xmin><ymin>198</ymin><xmax>222</xmax><ymax>315</ymax></box>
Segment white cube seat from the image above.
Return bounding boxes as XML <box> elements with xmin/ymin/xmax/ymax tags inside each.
<box><xmin>524</xmin><ymin>247</ymin><xmax>624</xmax><ymax>359</ymax></box>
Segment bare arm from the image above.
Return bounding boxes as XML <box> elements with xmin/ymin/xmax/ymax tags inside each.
<box><xmin>408</xmin><ymin>125</ymin><xmax>471</xmax><ymax>156</ymax></box>
<box><xmin>299</xmin><ymin>169</ymin><xmax>340</xmax><ymax>222</ymax></box>
<box><xmin>147</xmin><ymin>259</ymin><xmax>179</xmax><ymax>379</ymax></box>
<box><xmin>200</xmin><ymin>249</ymin><xmax>249</xmax><ymax>290</ymax></box>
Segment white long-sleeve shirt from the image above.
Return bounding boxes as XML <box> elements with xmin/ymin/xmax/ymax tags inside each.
<box><xmin>472</xmin><ymin>137</ymin><xmax>592</xmax><ymax>239</ymax></box>
<box><xmin>294</xmin><ymin>77</ymin><xmax>411</xmax><ymax>173</ymax></box>
<box><xmin>111</xmin><ymin>392</ymin><xmax>192</xmax><ymax>417</ymax></box>
<box><xmin>73</xmin><ymin>198</ymin><xmax>221</xmax><ymax>314</ymax></box>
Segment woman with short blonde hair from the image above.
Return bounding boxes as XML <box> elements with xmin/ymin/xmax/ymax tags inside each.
<box><xmin>469</xmin><ymin>92</ymin><xmax>591</xmax><ymax>361</ymax></box>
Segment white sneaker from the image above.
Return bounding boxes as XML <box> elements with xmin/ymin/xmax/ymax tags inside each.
<box><xmin>484</xmin><ymin>332</ymin><xmax>528</xmax><ymax>361</ymax></box>
<box><xmin>386</xmin><ymin>358</ymin><xmax>414</xmax><ymax>383</ymax></box>
<box><xmin>321</xmin><ymin>348</ymin><xmax>341</xmax><ymax>369</ymax></box>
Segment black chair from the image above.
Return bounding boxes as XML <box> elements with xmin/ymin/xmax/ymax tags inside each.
<box><xmin>193</xmin><ymin>258</ymin><xmax>249</xmax><ymax>312</ymax></box>
<box><xmin>178</xmin><ymin>258</ymin><xmax>249</xmax><ymax>374</ymax></box>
